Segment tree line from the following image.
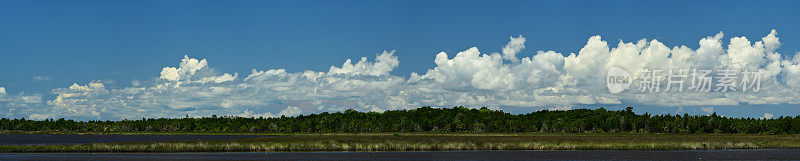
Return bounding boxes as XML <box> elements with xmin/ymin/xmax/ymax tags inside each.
<box><xmin>0</xmin><ymin>107</ymin><xmax>798</xmax><ymax>134</ymax></box>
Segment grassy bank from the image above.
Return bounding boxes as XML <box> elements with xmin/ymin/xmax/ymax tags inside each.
<box><xmin>1</xmin><ymin>133</ymin><xmax>799</xmax><ymax>152</ymax></box>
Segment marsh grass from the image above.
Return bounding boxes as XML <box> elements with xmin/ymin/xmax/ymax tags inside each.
<box><xmin>1</xmin><ymin>133</ymin><xmax>798</xmax><ymax>152</ymax></box>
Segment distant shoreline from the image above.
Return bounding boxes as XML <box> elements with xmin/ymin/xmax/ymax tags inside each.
<box><xmin>3</xmin><ymin>107</ymin><xmax>799</xmax><ymax>135</ymax></box>
<box><xmin>1</xmin><ymin>133</ymin><xmax>798</xmax><ymax>152</ymax></box>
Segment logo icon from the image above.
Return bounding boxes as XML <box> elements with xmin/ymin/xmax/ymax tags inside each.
<box><xmin>607</xmin><ymin>67</ymin><xmax>632</xmax><ymax>93</ymax></box>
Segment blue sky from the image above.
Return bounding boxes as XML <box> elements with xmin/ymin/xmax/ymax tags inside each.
<box><xmin>1</xmin><ymin>0</ymin><xmax>800</xmax><ymax>120</ymax></box>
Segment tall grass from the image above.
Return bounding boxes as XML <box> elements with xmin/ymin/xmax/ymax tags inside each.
<box><xmin>1</xmin><ymin>133</ymin><xmax>798</xmax><ymax>152</ymax></box>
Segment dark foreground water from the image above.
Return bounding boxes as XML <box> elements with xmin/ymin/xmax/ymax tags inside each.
<box><xmin>0</xmin><ymin>134</ymin><xmax>279</xmax><ymax>145</ymax></box>
<box><xmin>0</xmin><ymin>150</ymin><xmax>798</xmax><ymax>161</ymax></box>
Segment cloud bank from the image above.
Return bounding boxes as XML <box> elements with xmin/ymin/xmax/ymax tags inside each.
<box><xmin>2</xmin><ymin>30</ymin><xmax>800</xmax><ymax>120</ymax></box>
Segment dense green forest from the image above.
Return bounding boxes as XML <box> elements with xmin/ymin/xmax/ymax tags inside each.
<box><xmin>1</xmin><ymin>107</ymin><xmax>799</xmax><ymax>134</ymax></box>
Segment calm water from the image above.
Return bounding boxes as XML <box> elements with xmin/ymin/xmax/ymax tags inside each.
<box><xmin>0</xmin><ymin>134</ymin><xmax>280</xmax><ymax>145</ymax></box>
<box><xmin>0</xmin><ymin>150</ymin><xmax>798</xmax><ymax>161</ymax></box>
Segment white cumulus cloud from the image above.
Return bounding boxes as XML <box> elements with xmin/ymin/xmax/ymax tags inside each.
<box><xmin>328</xmin><ymin>50</ymin><xmax>399</xmax><ymax>76</ymax></box>
<box><xmin>6</xmin><ymin>29</ymin><xmax>800</xmax><ymax>120</ymax></box>
<box><xmin>763</xmin><ymin>113</ymin><xmax>774</xmax><ymax>119</ymax></box>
